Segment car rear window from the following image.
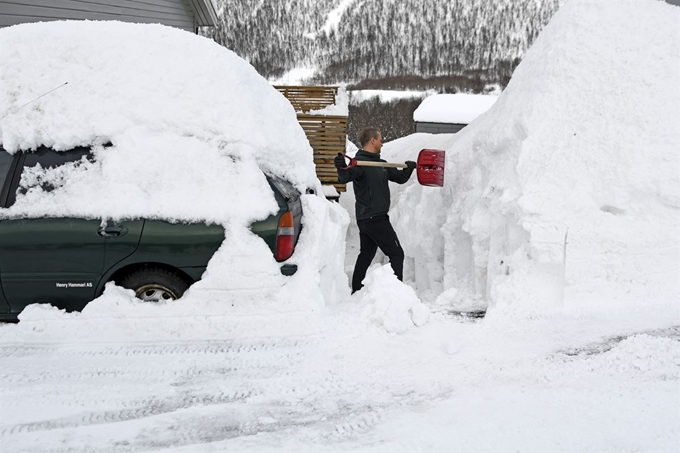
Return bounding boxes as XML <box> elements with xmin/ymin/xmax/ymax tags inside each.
<box><xmin>267</xmin><ymin>175</ymin><xmax>300</xmax><ymax>201</ymax></box>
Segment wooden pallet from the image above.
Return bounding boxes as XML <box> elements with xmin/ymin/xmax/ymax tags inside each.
<box><xmin>274</xmin><ymin>85</ymin><xmax>338</xmax><ymax>113</ymax></box>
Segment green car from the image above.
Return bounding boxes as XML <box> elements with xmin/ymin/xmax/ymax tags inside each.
<box><xmin>0</xmin><ymin>146</ymin><xmax>303</xmax><ymax>322</ymax></box>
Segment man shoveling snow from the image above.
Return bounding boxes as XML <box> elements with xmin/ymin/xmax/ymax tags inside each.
<box><xmin>335</xmin><ymin>127</ymin><xmax>416</xmax><ymax>293</ymax></box>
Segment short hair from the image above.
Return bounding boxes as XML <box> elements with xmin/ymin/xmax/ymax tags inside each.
<box><xmin>358</xmin><ymin>128</ymin><xmax>381</xmax><ymax>147</ymax></box>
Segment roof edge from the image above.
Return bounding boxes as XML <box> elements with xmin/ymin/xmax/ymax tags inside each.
<box><xmin>189</xmin><ymin>0</ymin><xmax>218</xmax><ymax>27</ymax></box>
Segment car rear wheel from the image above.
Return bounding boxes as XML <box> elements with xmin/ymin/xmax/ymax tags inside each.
<box><xmin>119</xmin><ymin>267</ymin><xmax>190</xmax><ymax>302</ymax></box>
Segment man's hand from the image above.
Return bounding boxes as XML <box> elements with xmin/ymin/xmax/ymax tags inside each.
<box><xmin>335</xmin><ymin>153</ymin><xmax>347</xmax><ymax>169</ymax></box>
<box><xmin>405</xmin><ymin>161</ymin><xmax>416</xmax><ymax>171</ymax></box>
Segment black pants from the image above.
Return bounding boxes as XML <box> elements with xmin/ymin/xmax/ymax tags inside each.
<box><xmin>352</xmin><ymin>214</ymin><xmax>404</xmax><ymax>293</ymax></box>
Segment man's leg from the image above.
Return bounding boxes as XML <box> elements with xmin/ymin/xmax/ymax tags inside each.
<box><xmin>357</xmin><ymin>215</ymin><xmax>405</xmax><ymax>282</ymax></box>
<box><xmin>369</xmin><ymin>215</ymin><xmax>404</xmax><ymax>281</ymax></box>
<box><xmin>352</xmin><ymin>221</ymin><xmax>378</xmax><ymax>293</ymax></box>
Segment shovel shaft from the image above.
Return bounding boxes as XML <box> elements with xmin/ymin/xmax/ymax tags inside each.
<box><xmin>355</xmin><ymin>161</ymin><xmax>407</xmax><ymax>169</ymax></box>
<box><xmin>339</xmin><ymin>154</ymin><xmax>407</xmax><ymax>169</ymax></box>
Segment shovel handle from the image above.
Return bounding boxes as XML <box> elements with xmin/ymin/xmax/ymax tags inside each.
<box><xmin>339</xmin><ymin>154</ymin><xmax>407</xmax><ymax>169</ymax></box>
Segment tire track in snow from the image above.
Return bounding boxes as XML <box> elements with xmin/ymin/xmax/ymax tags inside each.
<box><xmin>0</xmin><ymin>337</ymin><xmax>314</xmax><ymax>358</ymax></box>
<box><xmin>1</xmin><ymin>387</ymin><xmax>256</xmax><ymax>436</ymax></box>
<box><xmin>0</xmin><ymin>338</ymin><xmax>317</xmax><ymax>389</ymax></box>
<box><xmin>559</xmin><ymin>325</ymin><xmax>680</xmax><ymax>356</ymax></box>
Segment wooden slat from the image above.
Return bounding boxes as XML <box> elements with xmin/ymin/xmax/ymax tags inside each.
<box><xmin>274</xmin><ymin>85</ymin><xmax>339</xmax><ymax>113</ymax></box>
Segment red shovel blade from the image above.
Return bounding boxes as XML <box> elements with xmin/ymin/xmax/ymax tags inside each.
<box><xmin>416</xmin><ymin>149</ymin><xmax>445</xmax><ymax>187</ymax></box>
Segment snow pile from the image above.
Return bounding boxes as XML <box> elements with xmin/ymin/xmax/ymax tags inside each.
<box><xmin>0</xmin><ymin>21</ymin><xmax>349</xmax><ymax>335</ymax></box>
<box><xmin>385</xmin><ymin>0</ymin><xmax>680</xmax><ymax>312</ymax></box>
<box><xmin>354</xmin><ymin>264</ymin><xmax>430</xmax><ymax>334</ymax></box>
<box><xmin>413</xmin><ymin>93</ymin><xmax>498</xmax><ymax>124</ymax></box>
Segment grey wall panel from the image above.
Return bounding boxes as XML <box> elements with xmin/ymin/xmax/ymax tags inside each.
<box><xmin>415</xmin><ymin>122</ymin><xmax>466</xmax><ymax>134</ymax></box>
<box><xmin>0</xmin><ymin>0</ymin><xmax>198</xmax><ymax>31</ymax></box>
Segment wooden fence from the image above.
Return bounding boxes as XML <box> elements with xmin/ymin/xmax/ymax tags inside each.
<box><xmin>297</xmin><ymin>114</ymin><xmax>348</xmax><ymax>193</ymax></box>
<box><xmin>275</xmin><ymin>86</ymin><xmax>348</xmax><ymax>194</ymax></box>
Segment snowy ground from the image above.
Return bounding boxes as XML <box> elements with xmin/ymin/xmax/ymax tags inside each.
<box><xmin>1</xmin><ymin>0</ymin><xmax>679</xmax><ymax>451</ymax></box>
<box><xmin>1</xmin><ymin>293</ymin><xmax>678</xmax><ymax>452</ymax></box>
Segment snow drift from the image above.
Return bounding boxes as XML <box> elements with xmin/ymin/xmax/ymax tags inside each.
<box><xmin>386</xmin><ymin>0</ymin><xmax>680</xmax><ymax>312</ymax></box>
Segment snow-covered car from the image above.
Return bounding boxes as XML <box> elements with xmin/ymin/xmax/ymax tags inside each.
<box><xmin>0</xmin><ymin>144</ymin><xmax>303</xmax><ymax>321</ymax></box>
<box><xmin>0</xmin><ymin>21</ymin><xmax>335</xmax><ymax>322</ymax></box>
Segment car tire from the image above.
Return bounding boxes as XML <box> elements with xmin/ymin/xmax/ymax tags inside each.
<box><xmin>119</xmin><ymin>267</ymin><xmax>190</xmax><ymax>302</ymax></box>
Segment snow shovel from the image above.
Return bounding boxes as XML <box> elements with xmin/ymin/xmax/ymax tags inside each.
<box><xmin>338</xmin><ymin>149</ymin><xmax>446</xmax><ymax>187</ymax></box>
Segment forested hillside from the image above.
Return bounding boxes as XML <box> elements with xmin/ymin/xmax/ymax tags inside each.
<box><xmin>205</xmin><ymin>0</ymin><xmax>563</xmax><ymax>89</ymax></box>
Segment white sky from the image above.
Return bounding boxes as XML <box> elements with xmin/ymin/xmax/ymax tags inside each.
<box><xmin>0</xmin><ymin>0</ymin><xmax>679</xmax><ymax>450</ymax></box>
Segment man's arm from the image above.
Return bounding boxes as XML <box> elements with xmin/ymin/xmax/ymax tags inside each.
<box><xmin>387</xmin><ymin>161</ymin><xmax>416</xmax><ymax>184</ymax></box>
<box><xmin>335</xmin><ymin>154</ymin><xmax>364</xmax><ymax>183</ymax></box>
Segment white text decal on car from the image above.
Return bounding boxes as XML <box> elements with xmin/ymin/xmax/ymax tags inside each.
<box><xmin>55</xmin><ymin>282</ymin><xmax>93</xmax><ymax>288</ymax></box>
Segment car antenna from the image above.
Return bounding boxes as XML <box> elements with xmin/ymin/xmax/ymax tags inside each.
<box><xmin>1</xmin><ymin>82</ymin><xmax>68</xmax><ymax>120</ymax></box>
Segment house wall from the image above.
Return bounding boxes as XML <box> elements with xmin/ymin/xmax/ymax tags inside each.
<box><xmin>0</xmin><ymin>0</ymin><xmax>198</xmax><ymax>32</ymax></box>
<box><xmin>414</xmin><ymin>122</ymin><xmax>467</xmax><ymax>134</ymax></box>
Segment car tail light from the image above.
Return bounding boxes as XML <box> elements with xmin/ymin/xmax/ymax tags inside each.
<box><xmin>275</xmin><ymin>211</ymin><xmax>295</xmax><ymax>262</ymax></box>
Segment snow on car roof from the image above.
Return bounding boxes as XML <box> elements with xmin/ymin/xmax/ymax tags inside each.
<box><xmin>0</xmin><ymin>20</ymin><xmax>319</xmax><ymax>224</ymax></box>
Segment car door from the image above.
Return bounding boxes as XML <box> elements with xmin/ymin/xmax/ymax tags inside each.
<box><xmin>0</xmin><ymin>147</ymin><xmax>106</xmax><ymax>313</ymax></box>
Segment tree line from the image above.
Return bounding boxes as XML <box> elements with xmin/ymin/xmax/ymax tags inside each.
<box><xmin>205</xmin><ymin>0</ymin><xmax>563</xmax><ymax>89</ymax></box>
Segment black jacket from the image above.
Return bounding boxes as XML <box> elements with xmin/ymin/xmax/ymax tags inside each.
<box><xmin>337</xmin><ymin>149</ymin><xmax>414</xmax><ymax>220</ymax></box>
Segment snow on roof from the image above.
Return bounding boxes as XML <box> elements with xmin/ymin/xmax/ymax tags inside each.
<box><xmin>412</xmin><ymin>93</ymin><xmax>498</xmax><ymax>124</ymax></box>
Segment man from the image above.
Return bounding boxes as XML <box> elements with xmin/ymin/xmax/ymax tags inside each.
<box><xmin>335</xmin><ymin>127</ymin><xmax>416</xmax><ymax>293</ymax></box>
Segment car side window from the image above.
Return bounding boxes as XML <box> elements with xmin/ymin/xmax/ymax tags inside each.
<box><xmin>7</xmin><ymin>147</ymin><xmax>93</xmax><ymax>207</ymax></box>
<box><xmin>0</xmin><ymin>149</ymin><xmax>16</xmax><ymax>208</ymax></box>
<box><xmin>0</xmin><ymin>149</ymin><xmax>13</xmax><ymax>192</ymax></box>
<box><xmin>23</xmin><ymin>147</ymin><xmax>92</xmax><ymax>169</ymax></box>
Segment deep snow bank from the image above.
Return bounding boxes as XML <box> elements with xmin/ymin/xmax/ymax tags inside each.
<box><xmin>386</xmin><ymin>0</ymin><xmax>680</xmax><ymax>311</ymax></box>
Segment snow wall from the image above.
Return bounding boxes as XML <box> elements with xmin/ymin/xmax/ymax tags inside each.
<box><xmin>387</xmin><ymin>0</ymin><xmax>679</xmax><ymax>313</ymax></box>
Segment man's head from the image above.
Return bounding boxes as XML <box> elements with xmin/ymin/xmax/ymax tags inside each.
<box><xmin>358</xmin><ymin>127</ymin><xmax>383</xmax><ymax>153</ymax></box>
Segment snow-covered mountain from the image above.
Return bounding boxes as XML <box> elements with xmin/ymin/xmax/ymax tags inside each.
<box><xmin>206</xmin><ymin>0</ymin><xmax>563</xmax><ymax>86</ymax></box>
